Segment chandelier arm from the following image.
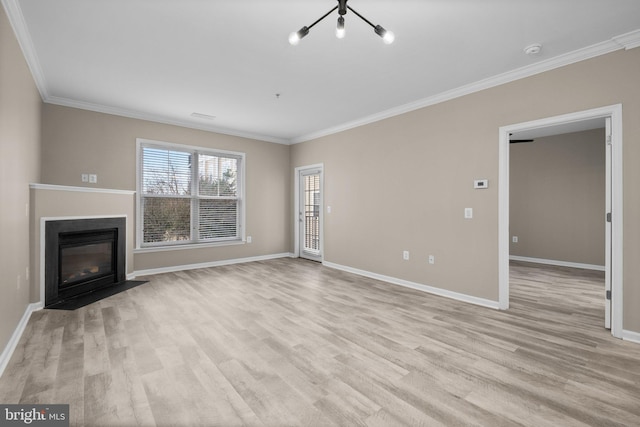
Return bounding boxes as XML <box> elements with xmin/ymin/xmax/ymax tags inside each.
<box><xmin>346</xmin><ymin>5</ymin><xmax>375</xmax><ymax>29</ymax></box>
<box><xmin>307</xmin><ymin>5</ymin><xmax>339</xmax><ymax>30</ymax></box>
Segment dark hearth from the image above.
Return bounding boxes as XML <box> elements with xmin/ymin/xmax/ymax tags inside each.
<box><xmin>45</xmin><ymin>217</ymin><xmax>126</xmax><ymax>308</ymax></box>
<box><xmin>46</xmin><ymin>280</ymin><xmax>148</xmax><ymax>310</ymax></box>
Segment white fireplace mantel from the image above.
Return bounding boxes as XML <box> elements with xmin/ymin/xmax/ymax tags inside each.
<box><xmin>30</xmin><ymin>183</ymin><xmax>135</xmax><ymax>195</ymax></box>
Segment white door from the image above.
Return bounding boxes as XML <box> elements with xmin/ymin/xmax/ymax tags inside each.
<box><xmin>299</xmin><ymin>169</ymin><xmax>322</xmax><ymax>261</ymax></box>
<box><xmin>605</xmin><ymin>116</ymin><xmax>612</xmax><ymax>329</ymax></box>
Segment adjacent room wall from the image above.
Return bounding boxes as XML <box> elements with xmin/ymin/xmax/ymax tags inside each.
<box><xmin>40</xmin><ymin>104</ymin><xmax>291</xmax><ymax>276</ymax></box>
<box><xmin>510</xmin><ymin>129</ymin><xmax>606</xmax><ymax>266</ymax></box>
<box><xmin>291</xmin><ymin>47</ymin><xmax>640</xmax><ymax>334</ymax></box>
<box><xmin>0</xmin><ymin>6</ymin><xmax>41</xmax><ymax>358</ymax></box>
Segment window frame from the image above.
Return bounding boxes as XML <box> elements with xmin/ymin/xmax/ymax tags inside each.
<box><xmin>136</xmin><ymin>138</ymin><xmax>246</xmax><ymax>251</ymax></box>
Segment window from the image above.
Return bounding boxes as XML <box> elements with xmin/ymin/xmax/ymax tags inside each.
<box><xmin>137</xmin><ymin>139</ymin><xmax>244</xmax><ymax>248</ymax></box>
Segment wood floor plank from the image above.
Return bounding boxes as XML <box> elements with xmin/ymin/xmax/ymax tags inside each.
<box><xmin>20</xmin><ymin>325</ymin><xmax>64</xmax><ymax>403</ymax></box>
<box><xmin>217</xmin><ymin>358</ymin><xmax>300</xmax><ymax>426</ymax></box>
<box><xmin>188</xmin><ymin>354</ymin><xmax>265</xmax><ymax>426</ymax></box>
<box><xmin>0</xmin><ymin>310</ymin><xmax>49</xmax><ymax>403</ymax></box>
<box><xmin>1</xmin><ymin>259</ymin><xmax>640</xmax><ymax>426</ymax></box>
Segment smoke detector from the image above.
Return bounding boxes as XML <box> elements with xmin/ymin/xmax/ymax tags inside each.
<box><xmin>524</xmin><ymin>43</ymin><xmax>542</xmax><ymax>55</ymax></box>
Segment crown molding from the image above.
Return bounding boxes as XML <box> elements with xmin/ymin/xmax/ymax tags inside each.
<box><xmin>291</xmin><ymin>35</ymin><xmax>629</xmax><ymax>143</ymax></box>
<box><xmin>1</xmin><ymin>0</ymin><xmax>49</xmax><ymax>99</ymax></box>
<box><xmin>612</xmin><ymin>29</ymin><xmax>640</xmax><ymax>50</ymax></box>
<box><xmin>44</xmin><ymin>96</ymin><xmax>290</xmax><ymax>145</ymax></box>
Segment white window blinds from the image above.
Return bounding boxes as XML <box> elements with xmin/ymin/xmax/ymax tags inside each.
<box><xmin>138</xmin><ymin>141</ymin><xmax>243</xmax><ymax>247</ymax></box>
<box><xmin>197</xmin><ymin>154</ymin><xmax>238</xmax><ymax>240</ymax></box>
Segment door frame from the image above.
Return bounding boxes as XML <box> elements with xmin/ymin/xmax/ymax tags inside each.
<box><xmin>498</xmin><ymin>104</ymin><xmax>623</xmax><ymax>338</ymax></box>
<box><xmin>294</xmin><ymin>164</ymin><xmax>324</xmax><ymax>261</ymax></box>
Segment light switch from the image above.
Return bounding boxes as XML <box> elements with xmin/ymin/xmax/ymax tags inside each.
<box><xmin>464</xmin><ymin>208</ymin><xmax>473</xmax><ymax>219</ymax></box>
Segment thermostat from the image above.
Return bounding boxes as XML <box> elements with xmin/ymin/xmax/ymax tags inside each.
<box><xmin>474</xmin><ymin>179</ymin><xmax>488</xmax><ymax>189</ymax></box>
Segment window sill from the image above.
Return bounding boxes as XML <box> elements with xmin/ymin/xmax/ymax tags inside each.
<box><xmin>134</xmin><ymin>239</ymin><xmax>245</xmax><ymax>254</ymax></box>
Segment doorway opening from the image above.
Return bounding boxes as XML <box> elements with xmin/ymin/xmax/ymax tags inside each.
<box><xmin>498</xmin><ymin>104</ymin><xmax>623</xmax><ymax>339</ymax></box>
<box><xmin>294</xmin><ymin>164</ymin><xmax>324</xmax><ymax>262</ymax></box>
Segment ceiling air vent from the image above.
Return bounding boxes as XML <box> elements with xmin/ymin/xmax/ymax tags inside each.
<box><xmin>190</xmin><ymin>112</ymin><xmax>216</xmax><ymax>120</ymax></box>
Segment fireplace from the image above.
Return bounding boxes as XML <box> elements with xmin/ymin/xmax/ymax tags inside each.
<box><xmin>45</xmin><ymin>217</ymin><xmax>126</xmax><ymax>308</ymax></box>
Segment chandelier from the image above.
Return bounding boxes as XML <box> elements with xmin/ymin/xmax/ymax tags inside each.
<box><xmin>289</xmin><ymin>0</ymin><xmax>395</xmax><ymax>45</ymax></box>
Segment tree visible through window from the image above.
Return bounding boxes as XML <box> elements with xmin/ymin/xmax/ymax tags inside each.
<box><xmin>138</xmin><ymin>141</ymin><xmax>243</xmax><ymax>247</ymax></box>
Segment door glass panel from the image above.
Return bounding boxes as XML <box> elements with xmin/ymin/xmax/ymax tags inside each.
<box><xmin>303</xmin><ymin>174</ymin><xmax>320</xmax><ymax>254</ymax></box>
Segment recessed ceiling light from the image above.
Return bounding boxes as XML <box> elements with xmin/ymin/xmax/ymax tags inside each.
<box><xmin>190</xmin><ymin>112</ymin><xmax>216</xmax><ymax>120</ymax></box>
<box><xmin>524</xmin><ymin>43</ymin><xmax>542</xmax><ymax>55</ymax></box>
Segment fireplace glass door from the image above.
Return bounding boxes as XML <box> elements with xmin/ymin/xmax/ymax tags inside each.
<box><xmin>59</xmin><ymin>241</ymin><xmax>114</xmax><ymax>287</ymax></box>
<box><xmin>58</xmin><ymin>229</ymin><xmax>117</xmax><ymax>292</ymax></box>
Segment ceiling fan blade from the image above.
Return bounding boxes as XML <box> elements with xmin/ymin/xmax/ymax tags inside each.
<box><xmin>508</xmin><ymin>133</ymin><xmax>534</xmax><ymax>143</ymax></box>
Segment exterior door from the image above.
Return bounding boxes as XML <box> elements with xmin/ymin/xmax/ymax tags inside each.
<box><xmin>299</xmin><ymin>169</ymin><xmax>322</xmax><ymax>261</ymax></box>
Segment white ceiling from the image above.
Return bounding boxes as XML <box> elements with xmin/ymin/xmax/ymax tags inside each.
<box><xmin>6</xmin><ymin>0</ymin><xmax>640</xmax><ymax>144</ymax></box>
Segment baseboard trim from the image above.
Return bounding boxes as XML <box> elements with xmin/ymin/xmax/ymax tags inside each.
<box><xmin>0</xmin><ymin>302</ymin><xmax>43</xmax><ymax>378</ymax></box>
<box><xmin>622</xmin><ymin>330</ymin><xmax>640</xmax><ymax>345</ymax></box>
<box><xmin>323</xmin><ymin>261</ymin><xmax>500</xmax><ymax>310</ymax></box>
<box><xmin>132</xmin><ymin>252</ymin><xmax>295</xmax><ymax>277</ymax></box>
<box><xmin>509</xmin><ymin>256</ymin><xmax>605</xmax><ymax>272</ymax></box>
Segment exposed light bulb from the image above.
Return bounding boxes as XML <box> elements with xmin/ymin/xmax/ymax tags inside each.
<box><xmin>289</xmin><ymin>32</ymin><xmax>301</xmax><ymax>45</ymax></box>
<box><xmin>336</xmin><ymin>16</ymin><xmax>345</xmax><ymax>39</ymax></box>
<box><xmin>374</xmin><ymin>25</ymin><xmax>394</xmax><ymax>44</ymax></box>
<box><xmin>289</xmin><ymin>26</ymin><xmax>309</xmax><ymax>45</ymax></box>
<box><xmin>382</xmin><ymin>30</ymin><xmax>395</xmax><ymax>44</ymax></box>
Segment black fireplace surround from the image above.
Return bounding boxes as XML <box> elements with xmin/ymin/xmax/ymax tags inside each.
<box><xmin>45</xmin><ymin>217</ymin><xmax>126</xmax><ymax>308</ymax></box>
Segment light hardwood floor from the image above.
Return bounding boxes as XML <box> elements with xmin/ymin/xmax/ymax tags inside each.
<box><xmin>1</xmin><ymin>259</ymin><xmax>639</xmax><ymax>426</ymax></box>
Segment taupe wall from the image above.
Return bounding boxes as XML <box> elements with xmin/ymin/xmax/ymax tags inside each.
<box><xmin>0</xmin><ymin>7</ymin><xmax>41</xmax><ymax>354</ymax></box>
<box><xmin>510</xmin><ymin>129</ymin><xmax>605</xmax><ymax>266</ymax></box>
<box><xmin>41</xmin><ymin>105</ymin><xmax>291</xmax><ymax>273</ymax></box>
<box><xmin>291</xmin><ymin>47</ymin><xmax>640</xmax><ymax>333</ymax></box>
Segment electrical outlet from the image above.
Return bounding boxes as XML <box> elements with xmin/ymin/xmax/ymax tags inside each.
<box><xmin>403</xmin><ymin>250</ymin><xmax>410</xmax><ymax>260</ymax></box>
<box><xmin>429</xmin><ymin>255</ymin><xmax>435</xmax><ymax>264</ymax></box>
<box><xmin>474</xmin><ymin>179</ymin><xmax>489</xmax><ymax>189</ymax></box>
<box><xmin>512</xmin><ymin>236</ymin><xmax>518</xmax><ymax>243</ymax></box>
<box><xmin>89</xmin><ymin>174</ymin><xmax>97</xmax><ymax>184</ymax></box>
<box><xmin>246</xmin><ymin>236</ymin><xmax>252</xmax><ymax>243</ymax></box>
